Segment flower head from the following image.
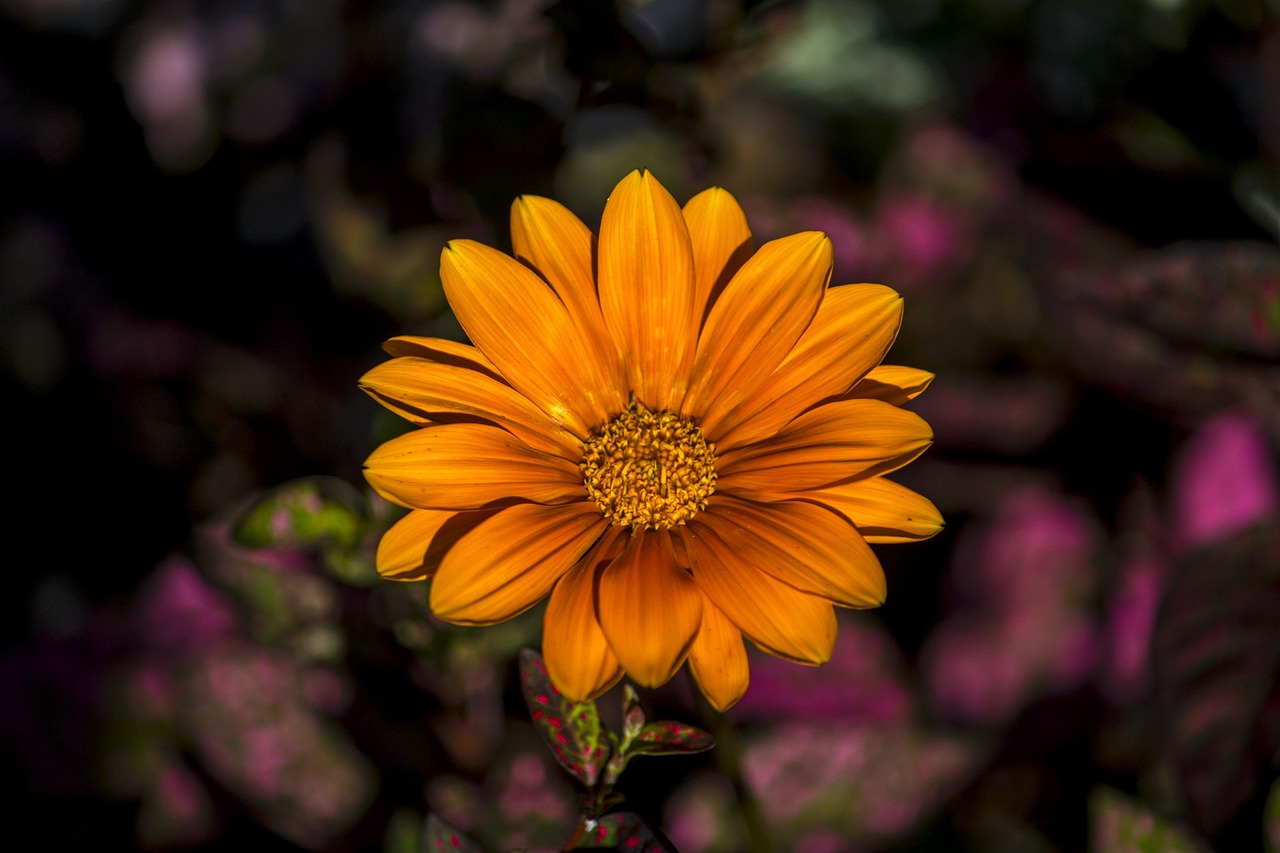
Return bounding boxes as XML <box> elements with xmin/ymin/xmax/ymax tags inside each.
<box><xmin>362</xmin><ymin>171</ymin><xmax>941</xmax><ymax>710</ymax></box>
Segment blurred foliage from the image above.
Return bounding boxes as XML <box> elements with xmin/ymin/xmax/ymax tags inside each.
<box><xmin>1089</xmin><ymin>787</ymin><xmax>1212</xmax><ymax>853</ymax></box>
<box><xmin>5</xmin><ymin>0</ymin><xmax>1280</xmax><ymax>850</ymax></box>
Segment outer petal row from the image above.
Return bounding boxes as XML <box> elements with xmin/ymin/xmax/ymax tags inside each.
<box><xmin>360</xmin><ymin>357</ymin><xmax>579</xmax><ymax>457</ymax></box>
<box><xmin>510</xmin><ymin>195</ymin><xmax>628</xmax><ymax>416</ymax></box>
<box><xmin>441</xmin><ymin>240</ymin><xmax>614</xmax><ymax>436</ymax></box>
<box><xmin>687</xmin><ymin>599</ymin><xmax>750</xmax><ymax>712</ymax></box>
<box><xmin>375</xmin><ymin>507</ymin><xmax>488</xmax><ymax>581</ymax></box>
<box><xmin>717</xmin><ymin>398</ymin><xmax>933</xmax><ymax>498</ymax></box>
<box><xmin>542</xmin><ymin>535</ymin><xmax>625</xmax><ymax>702</ymax></box>
<box><xmin>682</xmin><ymin>187</ymin><xmax>753</xmax><ymax>331</ymax></box>
<box><xmin>716</xmin><ymin>284</ymin><xmax>903</xmax><ymax>449</ymax></box>
<box><xmin>363</xmin><ymin>423</ymin><xmax>584</xmax><ymax>510</ymax></box>
<box><xmin>685</xmin><ymin>231</ymin><xmax>832</xmax><ymax>440</ymax></box>
<box><xmin>682</xmin><ymin>518</ymin><xmax>839</xmax><ymax>661</ymax></box>
<box><xmin>692</xmin><ymin>495</ymin><xmax>886</xmax><ymax>608</ymax></box>
<box><xmin>808</xmin><ymin>477</ymin><xmax>943</xmax><ymax>543</ymax></box>
<box><xmin>431</xmin><ymin>502</ymin><xmax>608</xmax><ymax>625</ymax></box>
<box><xmin>851</xmin><ymin>364</ymin><xmax>935</xmax><ymax>404</ymax></box>
<box><xmin>598</xmin><ymin>170</ymin><xmax>697</xmax><ymax>411</ymax></box>
<box><xmin>597</xmin><ymin>532</ymin><xmax>704</xmax><ymax>688</ymax></box>
<box><xmin>381</xmin><ymin>336</ymin><xmax>500</xmax><ymax>376</ymax></box>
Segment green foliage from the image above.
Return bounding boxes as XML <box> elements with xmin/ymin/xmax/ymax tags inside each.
<box><xmin>1089</xmin><ymin>788</ymin><xmax>1210</xmax><ymax>853</ymax></box>
<box><xmin>232</xmin><ymin>477</ymin><xmax>379</xmax><ymax>586</ymax></box>
<box><xmin>605</xmin><ymin>686</ymin><xmax>716</xmax><ymax>787</ymax></box>
<box><xmin>518</xmin><ymin>649</ymin><xmax>713</xmax><ymax>848</ymax></box>
<box><xmin>519</xmin><ymin>649</ymin><xmax>609</xmax><ymax>788</ymax></box>
<box><xmin>234</xmin><ymin>477</ymin><xmax>364</xmax><ymax>549</ymax></box>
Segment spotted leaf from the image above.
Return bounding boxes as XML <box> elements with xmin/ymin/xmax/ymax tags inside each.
<box><xmin>626</xmin><ymin>720</ymin><xmax>715</xmax><ymax>758</ymax></box>
<box><xmin>1151</xmin><ymin>522</ymin><xmax>1280</xmax><ymax>833</ymax></box>
<box><xmin>520</xmin><ymin>648</ymin><xmax>609</xmax><ymax>787</ymax></box>
<box><xmin>569</xmin><ymin>812</ymin><xmax>676</xmax><ymax>852</ymax></box>
<box><xmin>622</xmin><ymin>684</ymin><xmax>646</xmax><ymax>741</ymax></box>
<box><xmin>421</xmin><ymin>814</ymin><xmax>485</xmax><ymax>853</ymax></box>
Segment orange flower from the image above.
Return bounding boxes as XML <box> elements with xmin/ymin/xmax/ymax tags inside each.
<box><xmin>362</xmin><ymin>171</ymin><xmax>941</xmax><ymax>710</ymax></box>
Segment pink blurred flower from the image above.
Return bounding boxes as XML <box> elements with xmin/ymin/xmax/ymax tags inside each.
<box><xmin>921</xmin><ymin>487</ymin><xmax>1101</xmax><ymax>724</ymax></box>
<box><xmin>136</xmin><ymin>760</ymin><xmax>216</xmax><ymax>848</ymax></box>
<box><xmin>1099</xmin><ymin>556</ymin><xmax>1166</xmax><ymax>704</ymax></box>
<box><xmin>135</xmin><ymin>557</ymin><xmax>239</xmax><ymax>652</ymax></box>
<box><xmin>730</xmin><ymin>618</ymin><xmax>912</xmax><ymax>723</ymax></box>
<box><xmin>1171</xmin><ymin>412</ymin><xmax>1279</xmax><ymax>552</ymax></box>
<box><xmin>743</xmin><ymin>722</ymin><xmax>975</xmax><ymax>842</ymax></box>
<box><xmin>873</xmin><ymin>192</ymin><xmax>971</xmax><ymax>288</ymax></box>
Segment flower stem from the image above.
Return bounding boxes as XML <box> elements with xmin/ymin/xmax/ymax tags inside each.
<box><xmin>691</xmin><ymin>683</ymin><xmax>774</xmax><ymax>853</ymax></box>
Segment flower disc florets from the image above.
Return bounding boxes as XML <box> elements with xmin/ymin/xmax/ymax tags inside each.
<box><xmin>581</xmin><ymin>400</ymin><xmax>717</xmax><ymax>531</ymax></box>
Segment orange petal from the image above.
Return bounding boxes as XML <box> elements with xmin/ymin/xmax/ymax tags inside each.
<box><xmin>694</xmin><ymin>496</ymin><xmax>886</xmax><ymax>608</ymax></box>
<box><xmin>808</xmin><ymin>477</ymin><xmax>944</xmax><ymax>543</ymax></box>
<box><xmin>680</xmin><ymin>522</ymin><xmax>838</xmax><ymax>661</ymax></box>
<box><xmin>376</xmin><ymin>507</ymin><xmax>492</xmax><ymax>580</ymax></box>
<box><xmin>715</xmin><ymin>284</ymin><xmax>903</xmax><ymax>449</ymax></box>
<box><xmin>687</xmin><ymin>597</ymin><xmax>750</xmax><ymax>711</ymax></box>
<box><xmin>597</xmin><ymin>170</ymin><xmax>697</xmax><ymax>411</ymax></box>
<box><xmin>683</xmin><ymin>187</ymin><xmax>753</xmax><ymax>330</ymax></box>
<box><xmin>717</xmin><ymin>398</ymin><xmax>934</xmax><ymax>497</ymax></box>
<box><xmin>596</xmin><ymin>532</ymin><xmax>703</xmax><ymax>687</ymax></box>
<box><xmin>363</xmin><ymin>423</ymin><xmax>584</xmax><ymax>510</ymax></box>
<box><xmin>684</xmin><ymin>232</ymin><xmax>831</xmax><ymax>439</ymax></box>
<box><xmin>441</xmin><ymin>239</ymin><xmax>612</xmax><ymax>435</ymax></box>
<box><xmin>510</xmin><ymin>196</ymin><xmax>628</xmax><ymax>413</ymax></box>
<box><xmin>360</xmin><ymin>357</ymin><xmax>578</xmax><ymax>457</ymax></box>
<box><xmin>381</xmin><ymin>336</ymin><xmax>500</xmax><ymax>378</ymax></box>
<box><xmin>543</xmin><ymin>542</ymin><xmax>625</xmax><ymax>702</ymax></box>
<box><xmin>850</xmin><ymin>365</ymin><xmax>935</xmax><ymax>405</ymax></box>
<box><xmin>430</xmin><ymin>502</ymin><xmax>607</xmax><ymax>625</ymax></box>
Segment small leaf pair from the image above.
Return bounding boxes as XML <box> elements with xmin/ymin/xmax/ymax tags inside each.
<box><xmin>519</xmin><ymin>649</ymin><xmax>714</xmax><ymax>794</ymax></box>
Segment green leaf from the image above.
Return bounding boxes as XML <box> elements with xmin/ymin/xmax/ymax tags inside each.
<box><xmin>605</xmin><ymin>706</ymin><xmax>715</xmax><ymax>786</ymax></box>
<box><xmin>1089</xmin><ymin>788</ymin><xmax>1210</xmax><ymax>853</ymax></box>
<box><xmin>384</xmin><ymin>808</ymin><xmax>423</xmax><ymax>853</ymax></box>
<box><xmin>321</xmin><ymin>546</ymin><xmax>379</xmax><ymax>587</ymax></box>
<box><xmin>421</xmin><ymin>814</ymin><xmax>485</xmax><ymax>853</ymax></box>
<box><xmin>622</xmin><ymin>684</ymin><xmax>645</xmax><ymax>741</ymax></box>
<box><xmin>519</xmin><ymin>649</ymin><xmax>609</xmax><ymax>788</ymax></box>
<box><xmin>626</xmin><ymin>720</ymin><xmax>715</xmax><ymax>758</ymax></box>
<box><xmin>569</xmin><ymin>812</ymin><xmax>677</xmax><ymax>852</ymax></box>
<box><xmin>233</xmin><ymin>477</ymin><xmax>365</xmax><ymax>551</ymax></box>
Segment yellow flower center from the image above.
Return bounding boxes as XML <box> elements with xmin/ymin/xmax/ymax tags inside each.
<box><xmin>580</xmin><ymin>400</ymin><xmax>717</xmax><ymax>531</ymax></box>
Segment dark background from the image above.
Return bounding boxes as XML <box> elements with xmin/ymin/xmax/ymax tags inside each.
<box><xmin>4</xmin><ymin>0</ymin><xmax>1279</xmax><ymax>850</ymax></box>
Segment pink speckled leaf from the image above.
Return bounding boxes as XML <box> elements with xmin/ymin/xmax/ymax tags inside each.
<box><xmin>519</xmin><ymin>649</ymin><xmax>608</xmax><ymax>788</ymax></box>
<box><xmin>569</xmin><ymin>812</ymin><xmax>675</xmax><ymax>852</ymax></box>
<box><xmin>422</xmin><ymin>814</ymin><xmax>485</xmax><ymax>853</ymax></box>
<box><xmin>1057</xmin><ymin>243</ymin><xmax>1280</xmax><ymax>359</ymax></box>
<box><xmin>627</xmin><ymin>720</ymin><xmax>714</xmax><ymax>758</ymax></box>
<box><xmin>1043</xmin><ymin>245</ymin><xmax>1280</xmax><ymax>432</ymax></box>
<box><xmin>622</xmin><ymin>685</ymin><xmax>646</xmax><ymax>741</ymax></box>
<box><xmin>1151</xmin><ymin>523</ymin><xmax>1280</xmax><ymax>834</ymax></box>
